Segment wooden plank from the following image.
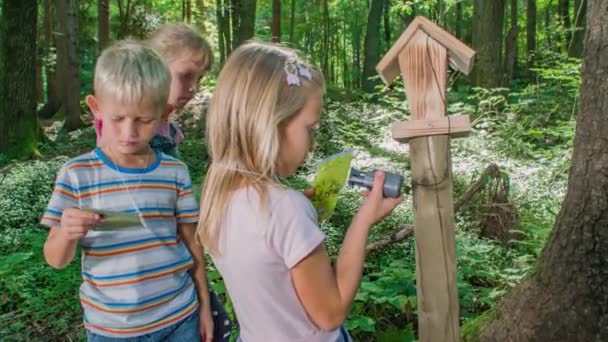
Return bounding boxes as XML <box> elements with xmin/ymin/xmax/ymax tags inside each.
<box><xmin>399</xmin><ymin>30</ymin><xmax>448</xmax><ymax>120</ymax></box>
<box><xmin>391</xmin><ymin>115</ymin><xmax>471</xmax><ymax>142</ymax></box>
<box><xmin>416</xmin><ymin>16</ymin><xmax>476</xmax><ymax>75</ymax></box>
<box><xmin>376</xmin><ymin>17</ymin><xmax>423</xmax><ymax>85</ymax></box>
<box><xmin>376</xmin><ymin>16</ymin><xmax>476</xmax><ymax>86</ymax></box>
<box><xmin>409</xmin><ymin>135</ymin><xmax>459</xmax><ymax>342</ymax></box>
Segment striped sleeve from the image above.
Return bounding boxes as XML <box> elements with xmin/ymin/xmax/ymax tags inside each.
<box><xmin>175</xmin><ymin>167</ymin><xmax>199</xmax><ymax>223</ymax></box>
<box><xmin>40</xmin><ymin>164</ymin><xmax>79</xmax><ymax>228</ymax></box>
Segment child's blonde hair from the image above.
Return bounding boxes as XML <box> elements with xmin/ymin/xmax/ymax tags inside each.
<box><xmin>94</xmin><ymin>39</ymin><xmax>170</xmax><ymax>114</ymax></box>
<box><xmin>147</xmin><ymin>23</ymin><xmax>213</xmax><ymax>72</ymax></box>
<box><xmin>197</xmin><ymin>41</ymin><xmax>325</xmax><ymax>254</ymax></box>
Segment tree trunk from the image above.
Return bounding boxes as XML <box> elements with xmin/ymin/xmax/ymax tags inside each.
<box><xmin>56</xmin><ymin>0</ymin><xmax>82</xmax><ymax>131</ymax></box>
<box><xmin>0</xmin><ymin>0</ymin><xmax>39</xmax><ymax>158</ymax></box>
<box><xmin>98</xmin><ymin>0</ymin><xmax>110</xmax><ymax>53</ymax></box>
<box><xmin>217</xmin><ymin>0</ymin><xmax>226</xmax><ymax>64</ymax></box>
<box><xmin>362</xmin><ymin>0</ymin><xmax>385</xmax><ymax>92</ymax></box>
<box><xmin>271</xmin><ymin>0</ymin><xmax>281</xmax><ymax>42</ymax></box>
<box><xmin>558</xmin><ymin>0</ymin><xmax>571</xmax><ymax>51</ymax></box>
<box><xmin>352</xmin><ymin>26</ymin><xmax>362</xmax><ymax>88</ymax></box>
<box><xmin>321</xmin><ymin>0</ymin><xmax>329</xmax><ymax>77</ymax></box>
<box><xmin>232</xmin><ymin>0</ymin><xmax>256</xmax><ymax>49</ymax></box>
<box><xmin>479</xmin><ymin>1</ymin><xmax>608</xmax><ymax>340</ymax></box>
<box><xmin>36</xmin><ymin>28</ymin><xmax>44</xmax><ymax>103</ymax></box>
<box><xmin>116</xmin><ymin>0</ymin><xmax>133</xmax><ymax>39</ymax></box>
<box><xmin>38</xmin><ymin>0</ymin><xmax>62</xmax><ymax>119</ymax></box>
<box><xmin>526</xmin><ymin>0</ymin><xmax>537</xmax><ymax>66</ymax></box>
<box><xmin>383</xmin><ymin>0</ymin><xmax>391</xmax><ymax>51</ymax></box>
<box><xmin>503</xmin><ymin>0</ymin><xmax>519</xmax><ymax>85</ymax></box>
<box><xmin>456</xmin><ymin>0</ymin><xmax>463</xmax><ymax>39</ymax></box>
<box><xmin>472</xmin><ymin>0</ymin><xmax>506</xmax><ymax>88</ymax></box>
<box><xmin>289</xmin><ymin>0</ymin><xmax>296</xmax><ymax>43</ymax></box>
<box><xmin>568</xmin><ymin>0</ymin><xmax>587</xmax><ymax>57</ymax></box>
<box><xmin>186</xmin><ymin>0</ymin><xmax>192</xmax><ymax>23</ymax></box>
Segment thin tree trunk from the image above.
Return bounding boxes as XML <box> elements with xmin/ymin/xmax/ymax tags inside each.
<box><xmin>98</xmin><ymin>0</ymin><xmax>110</xmax><ymax>53</ymax></box>
<box><xmin>56</xmin><ymin>0</ymin><xmax>82</xmax><ymax>131</ymax></box>
<box><xmin>232</xmin><ymin>0</ymin><xmax>256</xmax><ymax>48</ymax></box>
<box><xmin>383</xmin><ymin>0</ymin><xmax>391</xmax><ymax>51</ymax></box>
<box><xmin>472</xmin><ymin>0</ymin><xmax>507</xmax><ymax>88</ymax></box>
<box><xmin>479</xmin><ymin>1</ymin><xmax>608</xmax><ymax>340</ymax></box>
<box><xmin>289</xmin><ymin>0</ymin><xmax>296</xmax><ymax>43</ymax></box>
<box><xmin>322</xmin><ymin>0</ymin><xmax>329</xmax><ymax>77</ymax></box>
<box><xmin>362</xmin><ymin>0</ymin><xmax>385</xmax><ymax>92</ymax></box>
<box><xmin>271</xmin><ymin>0</ymin><xmax>281</xmax><ymax>42</ymax></box>
<box><xmin>216</xmin><ymin>0</ymin><xmax>226</xmax><ymax>64</ymax></box>
<box><xmin>0</xmin><ymin>0</ymin><xmax>39</xmax><ymax>158</ymax></box>
<box><xmin>503</xmin><ymin>0</ymin><xmax>519</xmax><ymax>85</ymax></box>
<box><xmin>568</xmin><ymin>0</ymin><xmax>586</xmax><ymax>57</ymax></box>
<box><xmin>558</xmin><ymin>0</ymin><xmax>571</xmax><ymax>51</ymax></box>
<box><xmin>456</xmin><ymin>0</ymin><xmax>463</xmax><ymax>39</ymax></box>
<box><xmin>38</xmin><ymin>0</ymin><xmax>62</xmax><ymax>119</ymax></box>
<box><xmin>527</xmin><ymin>0</ymin><xmax>537</xmax><ymax>66</ymax></box>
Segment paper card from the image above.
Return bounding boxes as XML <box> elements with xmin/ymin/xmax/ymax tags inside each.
<box><xmin>310</xmin><ymin>151</ymin><xmax>353</xmax><ymax>222</ymax></box>
<box><xmin>87</xmin><ymin>210</ymin><xmax>142</xmax><ymax>231</ymax></box>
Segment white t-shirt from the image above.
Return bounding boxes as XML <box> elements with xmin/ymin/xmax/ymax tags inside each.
<box><xmin>212</xmin><ymin>185</ymin><xmax>341</xmax><ymax>342</ymax></box>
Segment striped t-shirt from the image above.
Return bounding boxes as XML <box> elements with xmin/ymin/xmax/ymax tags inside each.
<box><xmin>41</xmin><ymin>148</ymin><xmax>200</xmax><ymax>338</ymax></box>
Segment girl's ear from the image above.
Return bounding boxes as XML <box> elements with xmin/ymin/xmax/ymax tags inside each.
<box><xmin>85</xmin><ymin>95</ymin><xmax>102</xmax><ymax>119</ymax></box>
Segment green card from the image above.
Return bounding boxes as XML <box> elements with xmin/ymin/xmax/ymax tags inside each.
<box><xmin>310</xmin><ymin>151</ymin><xmax>354</xmax><ymax>222</ymax></box>
<box><xmin>87</xmin><ymin>210</ymin><xmax>142</xmax><ymax>231</ymax></box>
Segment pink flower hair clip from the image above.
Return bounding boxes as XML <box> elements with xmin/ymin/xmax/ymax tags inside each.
<box><xmin>284</xmin><ymin>56</ymin><xmax>312</xmax><ymax>86</ymax></box>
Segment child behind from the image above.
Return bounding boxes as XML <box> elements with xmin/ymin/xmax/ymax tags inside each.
<box><xmin>95</xmin><ymin>22</ymin><xmax>213</xmax><ymax>158</ymax></box>
<box><xmin>42</xmin><ymin>40</ymin><xmax>214</xmax><ymax>341</ymax></box>
<box><xmin>147</xmin><ymin>22</ymin><xmax>213</xmax><ymax>157</ymax></box>
<box><xmin>197</xmin><ymin>42</ymin><xmax>402</xmax><ymax>342</ymax></box>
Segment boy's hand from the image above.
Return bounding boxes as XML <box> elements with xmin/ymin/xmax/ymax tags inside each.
<box><xmin>356</xmin><ymin>171</ymin><xmax>403</xmax><ymax>227</ymax></box>
<box><xmin>200</xmin><ymin>306</ymin><xmax>214</xmax><ymax>342</ymax></box>
<box><xmin>59</xmin><ymin>208</ymin><xmax>102</xmax><ymax>241</ymax></box>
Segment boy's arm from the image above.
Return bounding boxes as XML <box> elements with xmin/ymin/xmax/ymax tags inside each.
<box><xmin>44</xmin><ymin>228</ymin><xmax>78</xmax><ymax>269</ymax></box>
<box><xmin>178</xmin><ymin>222</ymin><xmax>211</xmax><ymax>304</ymax></box>
<box><xmin>178</xmin><ymin>222</ymin><xmax>214</xmax><ymax>341</ymax></box>
<box><xmin>43</xmin><ymin>208</ymin><xmax>101</xmax><ymax>269</ymax></box>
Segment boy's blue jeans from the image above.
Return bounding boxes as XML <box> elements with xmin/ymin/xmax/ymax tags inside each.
<box><xmin>86</xmin><ymin>311</ymin><xmax>200</xmax><ymax>342</ymax></box>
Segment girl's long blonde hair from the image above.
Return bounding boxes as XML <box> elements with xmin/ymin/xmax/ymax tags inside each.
<box><xmin>197</xmin><ymin>41</ymin><xmax>325</xmax><ymax>255</ymax></box>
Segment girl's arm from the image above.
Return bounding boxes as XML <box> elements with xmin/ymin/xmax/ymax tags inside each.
<box><xmin>290</xmin><ymin>171</ymin><xmax>402</xmax><ymax>330</ymax></box>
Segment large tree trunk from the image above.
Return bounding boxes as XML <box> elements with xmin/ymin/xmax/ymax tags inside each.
<box><xmin>0</xmin><ymin>0</ymin><xmax>39</xmax><ymax>158</ymax></box>
<box><xmin>503</xmin><ymin>0</ymin><xmax>519</xmax><ymax>85</ymax></box>
<box><xmin>568</xmin><ymin>0</ymin><xmax>587</xmax><ymax>57</ymax></box>
<box><xmin>479</xmin><ymin>1</ymin><xmax>608</xmax><ymax>340</ymax></box>
<box><xmin>472</xmin><ymin>0</ymin><xmax>506</xmax><ymax>88</ymax></box>
<box><xmin>362</xmin><ymin>0</ymin><xmax>385</xmax><ymax>92</ymax></box>
<box><xmin>271</xmin><ymin>0</ymin><xmax>281</xmax><ymax>42</ymax></box>
<box><xmin>56</xmin><ymin>0</ymin><xmax>82</xmax><ymax>131</ymax></box>
<box><xmin>98</xmin><ymin>0</ymin><xmax>110</xmax><ymax>53</ymax></box>
<box><xmin>526</xmin><ymin>0</ymin><xmax>537</xmax><ymax>66</ymax></box>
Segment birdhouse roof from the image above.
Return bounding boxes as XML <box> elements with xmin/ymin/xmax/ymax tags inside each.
<box><xmin>376</xmin><ymin>16</ymin><xmax>475</xmax><ymax>85</ymax></box>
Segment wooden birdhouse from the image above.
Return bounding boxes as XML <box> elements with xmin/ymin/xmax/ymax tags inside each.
<box><xmin>376</xmin><ymin>16</ymin><xmax>476</xmax><ymax>342</ymax></box>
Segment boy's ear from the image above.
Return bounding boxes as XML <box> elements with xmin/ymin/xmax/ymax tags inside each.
<box><xmin>85</xmin><ymin>95</ymin><xmax>102</xmax><ymax>119</ymax></box>
<box><xmin>161</xmin><ymin>104</ymin><xmax>174</xmax><ymax>121</ymax></box>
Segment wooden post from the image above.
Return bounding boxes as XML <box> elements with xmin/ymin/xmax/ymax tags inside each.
<box><xmin>376</xmin><ymin>16</ymin><xmax>476</xmax><ymax>342</ymax></box>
